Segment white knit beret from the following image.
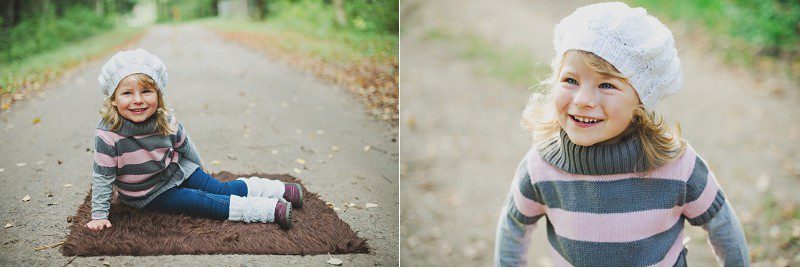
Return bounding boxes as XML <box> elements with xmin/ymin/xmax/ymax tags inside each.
<box><xmin>553</xmin><ymin>2</ymin><xmax>682</xmax><ymax>111</ymax></box>
<box><xmin>97</xmin><ymin>48</ymin><xmax>168</xmax><ymax>97</ymax></box>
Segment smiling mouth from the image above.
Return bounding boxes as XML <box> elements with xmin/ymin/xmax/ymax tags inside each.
<box><xmin>570</xmin><ymin>114</ymin><xmax>604</xmax><ymax>125</ymax></box>
<box><xmin>129</xmin><ymin>108</ymin><xmax>148</xmax><ymax>113</ymax></box>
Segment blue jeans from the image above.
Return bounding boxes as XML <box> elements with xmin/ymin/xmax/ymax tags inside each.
<box><xmin>143</xmin><ymin>167</ymin><xmax>248</xmax><ymax>220</ymax></box>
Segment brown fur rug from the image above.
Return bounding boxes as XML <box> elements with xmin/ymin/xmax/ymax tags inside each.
<box><xmin>61</xmin><ymin>172</ymin><xmax>369</xmax><ymax>256</ymax></box>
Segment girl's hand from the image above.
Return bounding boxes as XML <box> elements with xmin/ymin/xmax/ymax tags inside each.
<box><xmin>86</xmin><ymin>219</ymin><xmax>112</xmax><ymax>231</ymax></box>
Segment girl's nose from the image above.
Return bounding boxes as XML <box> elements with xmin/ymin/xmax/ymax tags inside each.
<box><xmin>133</xmin><ymin>93</ymin><xmax>143</xmax><ymax>103</ymax></box>
<box><xmin>572</xmin><ymin>85</ymin><xmax>597</xmax><ymax>108</ymax></box>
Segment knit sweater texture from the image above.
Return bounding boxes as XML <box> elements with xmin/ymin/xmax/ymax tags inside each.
<box><xmin>505</xmin><ymin>131</ymin><xmax>725</xmax><ymax>266</ymax></box>
<box><xmin>91</xmin><ymin>114</ymin><xmax>202</xmax><ymax>220</ymax></box>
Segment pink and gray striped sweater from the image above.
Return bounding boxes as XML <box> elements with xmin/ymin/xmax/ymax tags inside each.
<box><xmin>91</xmin><ymin>114</ymin><xmax>202</xmax><ymax>220</ymax></box>
<box><xmin>497</xmin><ymin>131</ymin><xmax>739</xmax><ymax>266</ymax></box>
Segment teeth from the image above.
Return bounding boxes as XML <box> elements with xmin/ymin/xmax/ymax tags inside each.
<box><xmin>574</xmin><ymin>115</ymin><xmax>599</xmax><ymax>123</ymax></box>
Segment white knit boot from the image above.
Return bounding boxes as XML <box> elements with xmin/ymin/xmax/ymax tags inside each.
<box><xmin>237</xmin><ymin>176</ymin><xmax>285</xmax><ymax>198</ymax></box>
<box><xmin>228</xmin><ymin>195</ymin><xmax>278</xmax><ymax>223</ymax></box>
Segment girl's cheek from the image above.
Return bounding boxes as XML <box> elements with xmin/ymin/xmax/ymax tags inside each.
<box><xmin>554</xmin><ymin>90</ymin><xmax>571</xmax><ymax>111</ymax></box>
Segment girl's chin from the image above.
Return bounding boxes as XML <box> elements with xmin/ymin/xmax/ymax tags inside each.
<box><xmin>564</xmin><ymin>130</ymin><xmax>603</xmax><ymax>146</ymax></box>
<box><xmin>123</xmin><ymin>112</ymin><xmax>154</xmax><ymax>122</ymax></box>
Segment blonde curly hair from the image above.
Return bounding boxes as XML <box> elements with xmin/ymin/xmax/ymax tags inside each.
<box><xmin>522</xmin><ymin>50</ymin><xmax>686</xmax><ymax>171</ymax></box>
<box><xmin>99</xmin><ymin>73</ymin><xmax>174</xmax><ymax>136</ymax></box>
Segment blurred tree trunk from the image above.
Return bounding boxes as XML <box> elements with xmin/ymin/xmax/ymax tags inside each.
<box><xmin>252</xmin><ymin>0</ymin><xmax>266</xmax><ymax>20</ymax></box>
<box><xmin>333</xmin><ymin>0</ymin><xmax>346</xmax><ymax>27</ymax></box>
<box><xmin>95</xmin><ymin>0</ymin><xmax>104</xmax><ymax>15</ymax></box>
<box><xmin>3</xmin><ymin>0</ymin><xmax>15</xmax><ymax>29</ymax></box>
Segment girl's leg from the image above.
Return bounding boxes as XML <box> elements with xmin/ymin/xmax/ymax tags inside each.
<box><xmin>144</xmin><ymin>186</ymin><xmax>291</xmax><ymax>227</ymax></box>
<box><xmin>183</xmin><ymin>167</ymin><xmax>302</xmax><ymax>209</ymax></box>
<box><xmin>181</xmin><ymin>167</ymin><xmax>248</xmax><ymax>196</ymax></box>
<box><xmin>143</xmin><ymin>186</ymin><xmax>231</xmax><ymax>220</ymax></box>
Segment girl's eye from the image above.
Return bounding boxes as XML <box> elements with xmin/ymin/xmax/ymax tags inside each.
<box><xmin>122</xmin><ymin>92</ymin><xmax>131</xmax><ymax>95</ymax></box>
<box><xmin>143</xmin><ymin>90</ymin><xmax>152</xmax><ymax>93</ymax></box>
<box><xmin>564</xmin><ymin>78</ymin><xmax>578</xmax><ymax>85</ymax></box>
<box><xmin>599</xmin><ymin>83</ymin><xmax>617</xmax><ymax>89</ymax></box>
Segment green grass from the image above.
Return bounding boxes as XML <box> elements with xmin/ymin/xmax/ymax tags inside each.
<box><xmin>631</xmin><ymin>0</ymin><xmax>800</xmax><ymax>80</ymax></box>
<box><xmin>203</xmin><ymin>17</ymin><xmax>396</xmax><ymax>64</ymax></box>
<box><xmin>201</xmin><ymin>0</ymin><xmax>397</xmax><ymax>65</ymax></box>
<box><xmin>1</xmin><ymin>26</ymin><xmax>147</xmax><ymax>94</ymax></box>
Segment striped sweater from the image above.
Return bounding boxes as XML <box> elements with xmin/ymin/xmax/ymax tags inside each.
<box><xmin>500</xmin><ymin>131</ymin><xmax>728</xmax><ymax>266</ymax></box>
<box><xmin>91</xmin><ymin>114</ymin><xmax>202</xmax><ymax>220</ymax></box>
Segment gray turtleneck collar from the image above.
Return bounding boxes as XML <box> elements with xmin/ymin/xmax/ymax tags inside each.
<box><xmin>98</xmin><ymin>113</ymin><xmax>160</xmax><ymax>136</ymax></box>
<box><xmin>537</xmin><ymin>130</ymin><xmax>646</xmax><ymax>175</ymax></box>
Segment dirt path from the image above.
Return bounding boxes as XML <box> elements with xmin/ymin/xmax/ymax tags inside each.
<box><xmin>400</xmin><ymin>0</ymin><xmax>800</xmax><ymax>266</ymax></box>
<box><xmin>0</xmin><ymin>23</ymin><xmax>398</xmax><ymax>266</ymax></box>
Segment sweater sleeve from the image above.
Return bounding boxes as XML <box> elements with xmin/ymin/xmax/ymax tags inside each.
<box><xmin>494</xmin><ymin>155</ymin><xmax>546</xmax><ymax>266</ymax></box>
<box><xmin>701</xmin><ymin>201</ymin><xmax>751</xmax><ymax>266</ymax></box>
<box><xmin>683</xmin><ymin>155</ymin><xmax>726</xmax><ymax>226</ymax></box>
<box><xmin>172</xmin><ymin>120</ymin><xmax>203</xmax><ymax>168</ymax></box>
<box><xmin>91</xmin><ymin>131</ymin><xmax>117</xmax><ymax>220</ymax></box>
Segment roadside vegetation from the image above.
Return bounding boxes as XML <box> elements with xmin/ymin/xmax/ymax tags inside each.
<box><xmin>1</xmin><ymin>1</ymin><xmax>143</xmax><ymax>111</ymax></box>
<box><xmin>203</xmin><ymin>0</ymin><xmax>399</xmax><ymax>122</ymax></box>
<box><xmin>632</xmin><ymin>0</ymin><xmax>800</xmax><ymax>82</ymax></box>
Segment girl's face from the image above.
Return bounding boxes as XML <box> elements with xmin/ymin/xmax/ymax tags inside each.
<box><xmin>111</xmin><ymin>75</ymin><xmax>158</xmax><ymax>123</ymax></box>
<box><xmin>554</xmin><ymin>51</ymin><xmax>641</xmax><ymax>146</ymax></box>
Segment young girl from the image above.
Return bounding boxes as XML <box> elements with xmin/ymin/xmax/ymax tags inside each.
<box><xmin>85</xmin><ymin>48</ymin><xmax>303</xmax><ymax>231</ymax></box>
<box><xmin>494</xmin><ymin>2</ymin><xmax>749</xmax><ymax>266</ymax></box>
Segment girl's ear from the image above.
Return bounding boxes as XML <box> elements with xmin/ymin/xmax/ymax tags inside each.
<box><xmin>111</xmin><ymin>99</ymin><xmax>117</xmax><ymax>107</ymax></box>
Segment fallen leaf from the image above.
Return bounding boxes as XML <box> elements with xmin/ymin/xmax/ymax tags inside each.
<box><xmin>271</xmin><ymin>150</ymin><xmax>279</xmax><ymax>155</ymax></box>
<box><xmin>16</xmin><ymin>162</ymin><xmax>26</xmax><ymax>167</ymax></box>
<box><xmin>22</xmin><ymin>195</ymin><xmax>31</xmax><ymax>202</ymax></box>
<box><xmin>293</xmin><ymin>168</ymin><xmax>302</xmax><ymax>174</ymax></box>
<box><xmin>363</xmin><ymin>145</ymin><xmax>371</xmax><ymax>152</ymax></box>
<box><xmin>316</xmin><ymin>130</ymin><xmax>325</xmax><ymax>135</ymax></box>
<box><xmin>0</xmin><ymin>168</ymin><xmax>4</xmax><ymax>172</ymax></box>
<box><xmin>296</xmin><ymin>158</ymin><xmax>306</xmax><ymax>165</ymax></box>
<box><xmin>328</xmin><ymin>153</ymin><xmax>333</xmax><ymax>159</ymax></box>
<box><xmin>326</xmin><ymin>257</ymin><xmax>343</xmax><ymax>266</ymax></box>
<box><xmin>331</xmin><ymin>146</ymin><xmax>339</xmax><ymax>151</ymax></box>
<box><xmin>32</xmin><ymin>118</ymin><xmax>41</xmax><ymax>124</ymax></box>
<box><xmin>325</xmin><ymin>202</ymin><xmax>334</xmax><ymax>208</ymax></box>
<box><xmin>63</xmin><ymin>184</ymin><xmax>73</xmax><ymax>188</ymax></box>
<box><xmin>365</xmin><ymin>203</ymin><xmax>378</xmax><ymax>208</ymax></box>
<box><xmin>333</xmin><ymin>207</ymin><xmax>341</xmax><ymax>211</ymax></box>
<box><xmin>1</xmin><ymin>103</ymin><xmax>9</xmax><ymax>110</ymax></box>
<box><xmin>227</xmin><ymin>154</ymin><xmax>237</xmax><ymax>160</ymax></box>
<box><xmin>212</xmin><ymin>160</ymin><xmax>221</xmax><ymax>165</ymax></box>
<box><xmin>346</xmin><ymin>202</ymin><xmax>356</xmax><ymax>207</ymax></box>
<box><xmin>4</xmin><ymin>223</ymin><xmax>12</xmax><ymax>229</ymax></box>
<box><xmin>33</xmin><ymin>241</ymin><xmax>64</xmax><ymax>251</ymax></box>
<box><xmin>102</xmin><ymin>261</ymin><xmax>110</xmax><ymax>267</ymax></box>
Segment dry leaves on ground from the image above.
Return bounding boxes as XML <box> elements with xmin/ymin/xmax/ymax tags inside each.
<box><xmin>211</xmin><ymin>29</ymin><xmax>398</xmax><ymax>123</ymax></box>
